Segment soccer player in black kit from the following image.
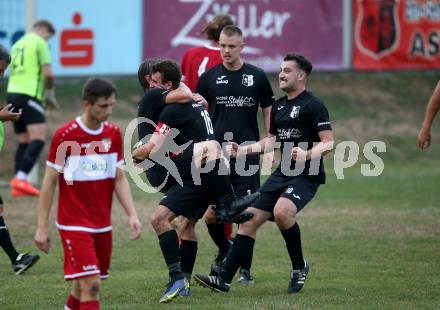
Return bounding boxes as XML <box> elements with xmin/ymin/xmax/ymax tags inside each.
<box><xmin>196</xmin><ymin>25</ymin><xmax>274</xmax><ymax>284</ymax></box>
<box><xmin>133</xmin><ymin>60</ymin><xmax>257</xmax><ymax>303</ymax></box>
<box><xmin>194</xmin><ymin>53</ymin><xmax>334</xmax><ymax>294</ymax></box>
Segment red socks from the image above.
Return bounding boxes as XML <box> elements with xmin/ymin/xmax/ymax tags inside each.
<box><xmin>65</xmin><ymin>294</ymin><xmax>80</xmax><ymax>310</ymax></box>
<box><xmin>79</xmin><ymin>300</ymin><xmax>100</xmax><ymax>310</ymax></box>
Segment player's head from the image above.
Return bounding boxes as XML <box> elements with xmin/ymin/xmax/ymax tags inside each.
<box><xmin>151</xmin><ymin>60</ymin><xmax>181</xmax><ymax>90</ymax></box>
<box><xmin>219</xmin><ymin>25</ymin><xmax>244</xmax><ymax>67</ymax></box>
<box><xmin>201</xmin><ymin>14</ymin><xmax>234</xmax><ymax>42</ymax></box>
<box><xmin>82</xmin><ymin>78</ymin><xmax>117</xmax><ymax>122</ymax></box>
<box><xmin>0</xmin><ymin>44</ymin><xmax>11</xmax><ymax>77</ymax></box>
<box><xmin>32</xmin><ymin>20</ymin><xmax>56</xmax><ymax>41</ymax></box>
<box><xmin>279</xmin><ymin>53</ymin><xmax>312</xmax><ymax>93</ymax></box>
<box><xmin>137</xmin><ymin>58</ymin><xmax>161</xmax><ymax>91</ymax></box>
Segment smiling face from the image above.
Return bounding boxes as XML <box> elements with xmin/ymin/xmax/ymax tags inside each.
<box><xmin>279</xmin><ymin>60</ymin><xmax>306</xmax><ymax>93</ymax></box>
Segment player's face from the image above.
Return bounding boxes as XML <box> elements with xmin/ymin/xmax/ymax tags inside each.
<box><xmin>87</xmin><ymin>94</ymin><xmax>116</xmax><ymax>122</ymax></box>
<box><xmin>150</xmin><ymin>72</ymin><xmax>173</xmax><ymax>90</ymax></box>
<box><xmin>219</xmin><ymin>33</ymin><xmax>244</xmax><ymax>66</ymax></box>
<box><xmin>279</xmin><ymin>61</ymin><xmax>304</xmax><ymax>93</ymax></box>
<box><xmin>0</xmin><ymin>60</ymin><xmax>9</xmax><ymax>77</ymax></box>
<box><xmin>37</xmin><ymin>28</ymin><xmax>53</xmax><ymax>42</ymax></box>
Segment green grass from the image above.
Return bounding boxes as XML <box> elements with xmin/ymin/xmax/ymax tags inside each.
<box><xmin>1</xmin><ymin>72</ymin><xmax>440</xmax><ymax>309</ymax></box>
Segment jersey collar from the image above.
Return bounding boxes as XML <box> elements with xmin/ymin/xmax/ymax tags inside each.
<box><xmin>75</xmin><ymin>116</ymin><xmax>104</xmax><ymax>136</ymax></box>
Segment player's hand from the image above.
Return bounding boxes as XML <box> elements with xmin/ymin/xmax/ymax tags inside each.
<box><xmin>193</xmin><ymin>93</ymin><xmax>208</xmax><ymax>109</ymax></box>
<box><xmin>34</xmin><ymin>227</ymin><xmax>51</xmax><ymax>253</ymax></box>
<box><xmin>128</xmin><ymin>215</ymin><xmax>141</xmax><ymax>240</ymax></box>
<box><xmin>225</xmin><ymin>142</ymin><xmax>240</xmax><ymax>158</ymax></box>
<box><xmin>0</xmin><ymin>104</ymin><xmax>21</xmax><ymax>122</ymax></box>
<box><xmin>417</xmin><ymin>127</ymin><xmax>431</xmax><ymax>149</ymax></box>
<box><xmin>44</xmin><ymin>88</ymin><xmax>59</xmax><ymax>111</ymax></box>
<box><xmin>291</xmin><ymin>147</ymin><xmax>308</xmax><ymax>161</ymax></box>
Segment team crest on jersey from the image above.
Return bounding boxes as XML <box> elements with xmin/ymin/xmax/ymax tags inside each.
<box><xmin>102</xmin><ymin>138</ymin><xmax>112</xmax><ymax>152</ymax></box>
<box><xmin>242</xmin><ymin>74</ymin><xmax>254</xmax><ymax>87</ymax></box>
<box><xmin>290</xmin><ymin>106</ymin><xmax>300</xmax><ymax>119</ymax></box>
<box><xmin>355</xmin><ymin>0</ymin><xmax>399</xmax><ymax>58</ymax></box>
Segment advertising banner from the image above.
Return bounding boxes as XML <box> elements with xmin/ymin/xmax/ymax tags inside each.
<box><xmin>37</xmin><ymin>0</ymin><xmax>143</xmax><ymax>76</ymax></box>
<box><xmin>353</xmin><ymin>0</ymin><xmax>440</xmax><ymax>70</ymax></box>
<box><xmin>143</xmin><ymin>0</ymin><xmax>344</xmax><ymax>72</ymax></box>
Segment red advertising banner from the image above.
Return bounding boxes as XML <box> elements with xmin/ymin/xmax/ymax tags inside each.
<box><xmin>353</xmin><ymin>0</ymin><xmax>440</xmax><ymax>70</ymax></box>
<box><xmin>143</xmin><ymin>0</ymin><xmax>344</xmax><ymax>72</ymax></box>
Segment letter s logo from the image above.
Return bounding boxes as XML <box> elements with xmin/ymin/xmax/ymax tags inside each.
<box><xmin>60</xmin><ymin>12</ymin><xmax>94</xmax><ymax>66</ymax></box>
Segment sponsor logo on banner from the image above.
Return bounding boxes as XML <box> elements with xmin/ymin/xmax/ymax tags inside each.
<box><xmin>60</xmin><ymin>12</ymin><xmax>94</xmax><ymax>66</ymax></box>
<box><xmin>355</xmin><ymin>0</ymin><xmax>400</xmax><ymax>58</ymax></box>
<box><xmin>242</xmin><ymin>74</ymin><xmax>254</xmax><ymax>87</ymax></box>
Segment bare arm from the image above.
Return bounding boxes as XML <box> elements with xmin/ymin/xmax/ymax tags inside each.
<box><xmin>165</xmin><ymin>82</ymin><xmax>192</xmax><ymax>103</ymax></box>
<box><xmin>114</xmin><ymin>168</ymin><xmax>141</xmax><ymax>240</ymax></box>
<box><xmin>292</xmin><ymin>130</ymin><xmax>334</xmax><ymax>161</ymax></box>
<box><xmin>42</xmin><ymin>64</ymin><xmax>54</xmax><ymax>89</ymax></box>
<box><xmin>262</xmin><ymin>106</ymin><xmax>272</xmax><ymax>136</ymax></box>
<box><xmin>34</xmin><ymin>166</ymin><xmax>59</xmax><ymax>253</ymax></box>
<box><xmin>227</xmin><ymin>134</ymin><xmax>277</xmax><ymax>157</ymax></box>
<box><xmin>132</xmin><ymin>131</ymin><xmax>167</xmax><ymax>162</ymax></box>
<box><xmin>418</xmin><ymin>81</ymin><xmax>440</xmax><ymax>149</ymax></box>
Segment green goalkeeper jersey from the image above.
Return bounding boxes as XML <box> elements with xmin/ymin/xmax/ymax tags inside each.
<box><xmin>7</xmin><ymin>33</ymin><xmax>52</xmax><ymax>101</ymax></box>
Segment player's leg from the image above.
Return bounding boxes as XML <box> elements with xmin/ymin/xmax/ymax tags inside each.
<box><xmin>178</xmin><ymin>217</ymin><xmax>199</xmax><ymax>297</ymax></box>
<box><xmin>274</xmin><ymin>177</ymin><xmax>320</xmax><ymax>293</ymax></box>
<box><xmin>0</xmin><ymin>198</ymin><xmax>39</xmax><ymax>274</ymax></box>
<box><xmin>59</xmin><ymin>230</ymin><xmax>102</xmax><ymax>309</ymax></box>
<box><xmin>65</xmin><ymin>280</ymin><xmax>81</xmax><ymax>310</ymax></box>
<box><xmin>194</xmin><ymin>206</ymin><xmax>271</xmax><ymax>291</ymax></box>
<box><xmin>10</xmin><ymin>95</ymin><xmax>45</xmax><ymax>197</ymax></box>
<box><xmin>204</xmin><ymin>206</ymin><xmax>232</xmax><ymax>275</ymax></box>
<box><xmin>78</xmin><ymin>275</ymin><xmax>101</xmax><ymax>309</ymax></box>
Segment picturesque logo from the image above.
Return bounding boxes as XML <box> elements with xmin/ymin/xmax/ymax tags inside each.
<box><xmin>60</xmin><ymin>12</ymin><xmax>94</xmax><ymax>66</ymax></box>
<box><xmin>355</xmin><ymin>0</ymin><xmax>400</xmax><ymax>58</ymax></box>
<box><xmin>216</xmin><ymin>75</ymin><xmax>228</xmax><ymax>84</ymax></box>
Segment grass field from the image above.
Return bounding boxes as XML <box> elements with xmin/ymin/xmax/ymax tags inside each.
<box><xmin>0</xmin><ymin>72</ymin><xmax>440</xmax><ymax>309</ymax></box>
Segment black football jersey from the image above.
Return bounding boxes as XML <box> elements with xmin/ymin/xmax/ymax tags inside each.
<box><xmin>268</xmin><ymin>90</ymin><xmax>332</xmax><ymax>184</ymax></box>
<box><xmin>196</xmin><ymin>63</ymin><xmax>274</xmax><ymax>149</ymax></box>
<box><xmin>157</xmin><ymin>101</ymin><xmax>215</xmax><ymax>145</ymax></box>
<box><xmin>137</xmin><ymin>88</ymin><xmax>168</xmax><ymax>140</ymax></box>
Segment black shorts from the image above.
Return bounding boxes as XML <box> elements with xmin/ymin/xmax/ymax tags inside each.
<box><xmin>7</xmin><ymin>93</ymin><xmax>46</xmax><ymax>133</ymax></box>
<box><xmin>255</xmin><ymin>176</ymin><xmax>320</xmax><ymax>215</ymax></box>
<box><xmin>159</xmin><ymin>182</ymin><xmax>210</xmax><ymax>220</ymax></box>
<box><xmin>230</xmin><ymin>159</ymin><xmax>260</xmax><ymax>196</ymax></box>
<box><xmin>145</xmin><ymin>164</ymin><xmax>175</xmax><ymax>193</ymax></box>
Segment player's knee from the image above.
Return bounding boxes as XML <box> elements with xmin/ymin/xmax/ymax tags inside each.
<box><xmin>204</xmin><ymin>206</ymin><xmax>217</xmax><ymax>224</ymax></box>
<box><xmin>0</xmin><ymin>205</ymin><xmax>4</xmax><ymax>215</ymax></box>
<box><xmin>149</xmin><ymin>211</ymin><xmax>163</xmax><ymax>229</ymax></box>
<box><xmin>87</xmin><ymin>281</ymin><xmax>100</xmax><ymax>298</ymax></box>
<box><xmin>273</xmin><ymin>204</ymin><xmax>295</xmax><ymax>226</ymax></box>
<box><xmin>237</xmin><ymin>218</ymin><xmax>257</xmax><ymax>236</ymax></box>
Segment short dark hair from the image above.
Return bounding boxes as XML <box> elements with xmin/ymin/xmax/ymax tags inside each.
<box><xmin>33</xmin><ymin>20</ymin><xmax>56</xmax><ymax>35</ymax></box>
<box><xmin>0</xmin><ymin>44</ymin><xmax>11</xmax><ymax>63</ymax></box>
<box><xmin>152</xmin><ymin>60</ymin><xmax>182</xmax><ymax>89</ymax></box>
<box><xmin>201</xmin><ymin>14</ymin><xmax>234</xmax><ymax>42</ymax></box>
<box><xmin>137</xmin><ymin>58</ymin><xmax>160</xmax><ymax>91</ymax></box>
<box><xmin>283</xmin><ymin>53</ymin><xmax>313</xmax><ymax>76</ymax></box>
<box><xmin>82</xmin><ymin>78</ymin><xmax>116</xmax><ymax>104</ymax></box>
<box><xmin>220</xmin><ymin>25</ymin><xmax>243</xmax><ymax>38</ymax></box>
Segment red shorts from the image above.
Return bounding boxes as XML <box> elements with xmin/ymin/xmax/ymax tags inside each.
<box><xmin>59</xmin><ymin>230</ymin><xmax>112</xmax><ymax>281</ymax></box>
